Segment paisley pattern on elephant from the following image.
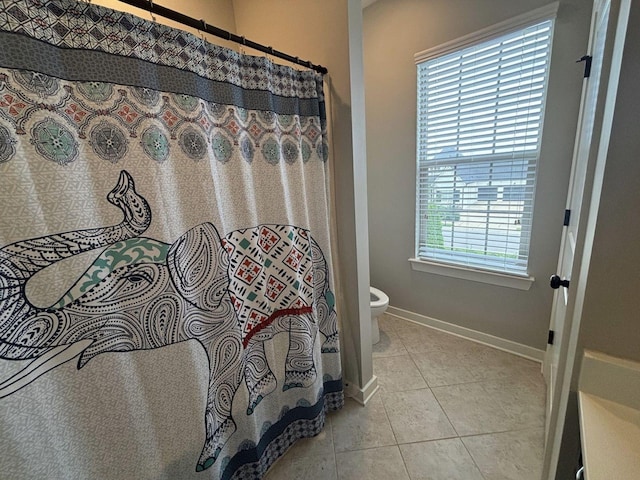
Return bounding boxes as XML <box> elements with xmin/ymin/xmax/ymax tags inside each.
<box><xmin>0</xmin><ymin>170</ymin><xmax>339</xmax><ymax>472</ymax></box>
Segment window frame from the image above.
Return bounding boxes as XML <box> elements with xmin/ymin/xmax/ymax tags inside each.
<box><xmin>411</xmin><ymin>3</ymin><xmax>559</xmax><ymax>287</ymax></box>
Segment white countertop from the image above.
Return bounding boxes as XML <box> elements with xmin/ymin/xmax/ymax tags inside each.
<box><xmin>578</xmin><ymin>392</ymin><xmax>640</xmax><ymax>479</ymax></box>
<box><xmin>578</xmin><ymin>350</ymin><xmax>640</xmax><ymax>480</ymax></box>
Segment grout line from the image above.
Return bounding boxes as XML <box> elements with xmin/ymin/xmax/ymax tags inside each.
<box><xmin>390</xmin><ymin>320</ymin><xmax>465</xmax><ymax>438</ymax></box>
<box><xmin>408</xmin><ymin>351</ymin><xmax>431</xmax><ymax>388</ymax></box>
<box><xmin>459</xmin><ymin>437</ymin><xmax>488</xmax><ymax>480</ymax></box>
<box><xmin>330</xmin><ymin>406</ymin><xmax>339</xmax><ymax>458</ymax></box>
<box><xmin>458</xmin><ymin>425</ymin><xmax>546</xmax><ymax>439</ymax></box>
<box><xmin>334</xmin><ymin>442</ymin><xmax>402</xmax><ymax>455</ymax></box>
<box><xmin>327</xmin><ymin>415</ymin><xmax>338</xmax><ymax>478</ymax></box>
<box><xmin>430</xmin><ymin>385</ymin><xmax>462</xmax><ymax>438</ymax></box>
<box><xmin>379</xmin><ymin>394</ymin><xmax>402</xmax><ymax>443</ymax></box>
<box><xmin>382</xmin><ymin>318</ymin><xmax>432</xmax><ymax>389</ymax></box>
<box><xmin>391</xmin><ymin>314</ymin><xmax>536</xmax><ymax>480</ymax></box>
<box><xmin>377</xmin><ymin>386</ymin><xmax>400</xmax><ymax>446</ymax></box>
<box><xmin>395</xmin><ymin>444</ymin><xmax>414</xmax><ymax>480</ymax></box>
<box><xmin>387</xmin><ymin>320</ymin><xmax>464</xmax><ymax>442</ymax></box>
<box><xmin>428</xmin><ymin>377</ymin><xmax>496</xmax><ymax>389</ymax></box>
<box><xmin>344</xmin><ymin>318</ymin><xmax>545</xmax><ymax>478</ymax></box>
<box><xmin>394</xmin><ymin>433</ymin><xmax>461</xmax><ymax>446</ymax></box>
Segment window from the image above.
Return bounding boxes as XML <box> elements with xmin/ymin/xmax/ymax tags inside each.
<box><xmin>415</xmin><ymin>18</ymin><xmax>553</xmax><ymax>275</ymax></box>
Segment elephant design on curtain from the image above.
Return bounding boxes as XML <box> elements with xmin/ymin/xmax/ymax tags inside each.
<box><xmin>0</xmin><ymin>170</ymin><xmax>339</xmax><ymax>471</ymax></box>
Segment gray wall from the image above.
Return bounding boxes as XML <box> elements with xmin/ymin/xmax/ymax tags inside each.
<box><xmin>94</xmin><ymin>0</ymin><xmax>238</xmax><ymax>44</ymax></box>
<box><xmin>363</xmin><ymin>0</ymin><xmax>592</xmax><ymax>349</ymax></box>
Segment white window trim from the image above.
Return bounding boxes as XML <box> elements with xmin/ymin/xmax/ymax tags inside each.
<box><xmin>414</xmin><ymin>2</ymin><xmax>559</xmax><ymax>64</ymax></box>
<box><xmin>409</xmin><ymin>257</ymin><xmax>535</xmax><ymax>290</ymax></box>
<box><xmin>413</xmin><ymin>3</ymin><xmax>558</xmax><ymax>281</ymax></box>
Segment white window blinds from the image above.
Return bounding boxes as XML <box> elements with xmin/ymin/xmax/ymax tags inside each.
<box><xmin>416</xmin><ymin>20</ymin><xmax>553</xmax><ymax>275</ymax></box>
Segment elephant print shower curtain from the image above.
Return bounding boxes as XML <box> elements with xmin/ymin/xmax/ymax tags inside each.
<box><xmin>0</xmin><ymin>1</ymin><xmax>343</xmax><ymax>478</ymax></box>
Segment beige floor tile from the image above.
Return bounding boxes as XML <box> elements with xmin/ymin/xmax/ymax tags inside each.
<box><xmin>373</xmin><ymin>355</ymin><xmax>427</xmax><ymax>392</ymax></box>
<box><xmin>463</xmin><ymin>344</ymin><xmax>544</xmax><ymax>384</ymax></box>
<box><xmin>517</xmin><ymin>359</ymin><xmax>545</xmax><ymax>388</ymax></box>
<box><xmin>378</xmin><ymin>314</ymin><xmax>398</xmax><ymax>333</ymax></box>
<box><xmin>400</xmin><ymin>438</ymin><xmax>484</xmax><ymax>480</ymax></box>
<box><xmin>482</xmin><ymin>379</ymin><xmax>545</xmax><ymax>430</ymax></box>
<box><xmin>373</xmin><ymin>328</ymin><xmax>409</xmax><ymax>358</ymax></box>
<box><xmin>412</xmin><ymin>340</ymin><xmax>544</xmax><ymax>386</ymax></box>
<box><xmin>431</xmin><ymin>382</ymin><xmax>514</xmax><ymax>435</ymax></box>
<box><xmin>331</xmin><ymin>396</ymin><xmax>396</xmax><ymax>453</ymax></box>
<box><xmin>267</xmin><ymin>318</ymin><xmax>546</xmax><ymax>479</ymax></box>
<box><xmin>394</xmin><ymin>321</ymin><xmax>474</xmax><ymax>354</ymax></box>
<box><xmin>462</xmin><ymin>428</ymin><xmax>545</xmax><ymax>480</ymax></box>
<box><xmin>286</xmin><ymin>415</ymin><xmax>334</xmax><ymax>458</ymax></box>
<box><xmin>432</xmin><ymin>378</ymin><xmax>544</xmax><ymax>436</ymax></box>
<box><xmin>265</xmin><ymin>452</ymin><xmax>337</xmax><ymax>480</ymax></box>
<box><xmin>336</xmin><ymin>445</ymin><xmax>410</xmax><ymax>480</ymax></box>
<box><xmin>382</xmin><ymin>388</ymin><xmax>456</xmax><ymax>444</ymax></box>
<box><xmin>411</xmin><ymin>348</ymin><xmax>483</xmax><ymax>387</ymax></box>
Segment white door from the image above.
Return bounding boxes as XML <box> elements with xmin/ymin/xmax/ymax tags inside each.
<box><xmin>543</xmin><ymin>0</ymin><xmax>618</xmax><ymax>439</ymax></box>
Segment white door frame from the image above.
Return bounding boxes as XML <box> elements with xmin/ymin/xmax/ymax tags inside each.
<box><xmin>542</xmin><ymin>0</ymin><xmax>631</xmax><ymax>477</ymax></box>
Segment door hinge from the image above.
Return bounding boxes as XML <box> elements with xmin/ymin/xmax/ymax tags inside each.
<box><xmin>577</xmin><ymin>55</ymin><xmax>592</xmax><ymax>78</ymax></box>
<box><xmin>563</xmin><ymin>209</ymin><xmax>571</xmax><ymax>226</ymax></box>
<box><xmin>548</xmin><ymin>330</ymin><xmax>555</xmax><ymax>345</ymax></box>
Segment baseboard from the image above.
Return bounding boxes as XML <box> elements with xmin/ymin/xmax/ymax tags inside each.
<box><xmin>344</xmin><ymin>375</ymin><xmax>379</xmax><ymax>406</ymax></box>
<box><xmin>387</xmin><ymin>306</ymin><xmax>545</xmax><ymax>362</ymax></box>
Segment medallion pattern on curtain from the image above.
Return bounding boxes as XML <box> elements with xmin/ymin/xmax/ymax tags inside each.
<box><xmin>0</xmin><ymin>1</ymin><xmax>343</xmax><ymax>479</ymax></box>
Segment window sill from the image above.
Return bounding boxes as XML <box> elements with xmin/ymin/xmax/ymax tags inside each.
<box><xmin>409</xmin><ymin>258</ymin><xmax>535</xmax><ymax>290</ymax></box>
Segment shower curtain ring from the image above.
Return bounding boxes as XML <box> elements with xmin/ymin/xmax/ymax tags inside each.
<box><xmin>200</xmin><ymin>19</ymin><xmax>207</xmax><ymax>43</ymax></box>
<box><xmin>148</xmin><ymin>0</ymin><xmax>157</xmax><ymax>23</ymax></box>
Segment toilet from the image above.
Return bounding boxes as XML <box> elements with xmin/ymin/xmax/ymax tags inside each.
<box><xmin>370</xmin><ymin>286</ymin><xmax>389</xmax><ymax>344</ymax></box>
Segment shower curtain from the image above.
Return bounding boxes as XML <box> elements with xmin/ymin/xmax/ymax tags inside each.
<box><xmin>0</xmin><ymin>0</ymin><xmax>343</xmax><ymax>478</ymax></box>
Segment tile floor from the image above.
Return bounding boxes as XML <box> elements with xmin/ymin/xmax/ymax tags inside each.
<box><xmin>265</xmin><ymin>314</ymin><xmax>546</xmax><ymax>480</ymax></box>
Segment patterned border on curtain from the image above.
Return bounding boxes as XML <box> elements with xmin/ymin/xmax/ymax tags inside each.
<box><xmin>0</xmin><ymin>1</ymin><xmax>343</xmax><ymax>479</ymax></box>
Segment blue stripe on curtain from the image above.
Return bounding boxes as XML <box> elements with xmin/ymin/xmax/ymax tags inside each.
<box><xmin>0</xmin><ymin>31</ymin><xmax>324</xmax><ymax>117</ymax></box>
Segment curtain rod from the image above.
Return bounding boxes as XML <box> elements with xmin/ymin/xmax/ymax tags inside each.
<box><xmin>117</xmin><ymin>0</ymin><xmax>328</xmax><ymax>75</ymax></box>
